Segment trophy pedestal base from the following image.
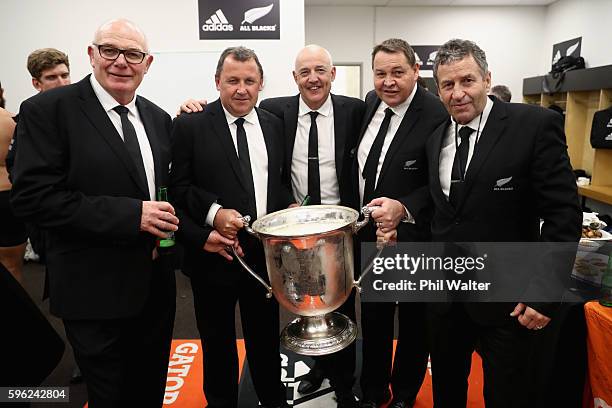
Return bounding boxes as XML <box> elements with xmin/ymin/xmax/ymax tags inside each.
<box><xmin>280</xmin><ymin>312</ymin><xmax>357</xmax><ymax>356</ymax></box>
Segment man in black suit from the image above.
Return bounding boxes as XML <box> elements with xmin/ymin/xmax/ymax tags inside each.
<box><xmin>357</xmin><ymin>39</ymin><xmax>448</xmax><ymax>408</ymax></box>
<box><xmin>259</xmin><ymin>44</ymin><xmax>365</xmax><ymax>407</ymax></box>
<box><xmin>170</xmin><ymin>46</ymin><xmax>294</xmax><ymax>408</ymax></box>
<box><xmin>10</xmin><ymin>19</ymin><xmax>178</xmax><ymax>406</ymax></box>
<box><xmin>425</xmin><ymin>39</ymin><xmax>581</xmax><ymax>407</ymax></box>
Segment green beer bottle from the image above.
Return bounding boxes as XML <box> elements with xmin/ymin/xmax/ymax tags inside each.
<box><xmin>157</xmin><ymin>186</ymin><xmax>175</xmax><ymax>254</ymax></box>
<box><xmin>600</xmin><ymin>248</ymin><xmax>612</xmax><ymax>307</ymax></box>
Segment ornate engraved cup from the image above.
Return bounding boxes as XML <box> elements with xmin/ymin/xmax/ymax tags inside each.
<box><xmin>233</xmin><ymin>205</ymin><xmax>375</xmax><ymax>356</ymax></box>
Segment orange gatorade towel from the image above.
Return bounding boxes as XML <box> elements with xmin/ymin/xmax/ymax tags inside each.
<box><xmin>584</xmin><ymin>302</ymin><xmax>612</xmax><ymax>408</ymax></box>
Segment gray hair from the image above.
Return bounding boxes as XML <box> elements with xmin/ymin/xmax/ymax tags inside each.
<box><xmin>215</xmin><ymin>46</ymin><xmax>263</xmax><ymax>81</ymax></box>
<box><xmin>433</xmin><ymin>39</ymin><xmax>488</xmax><ymax>82</ymax></box>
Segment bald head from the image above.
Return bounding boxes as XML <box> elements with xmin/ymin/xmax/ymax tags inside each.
<box><xmin>293</xmin><ymin>44</ymin><xmax>336</xmax><ymax>110</ymax></box>
<box><xmin>88</xmin><ymin>18</ymin><xmax>153</xmax><ymax>105</ymax></box>
<box><xmin>93</xmin><ymin>19</ymin><xmax>149</xmax><ymax>53</ymax></box>
<box><xmin>294</xmin><ymin>45</ymin><xmax>333</xmax><ymax>71</ymax></box>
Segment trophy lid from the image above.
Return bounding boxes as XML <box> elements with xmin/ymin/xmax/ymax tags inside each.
<box><xmin>251</xmin><ymin>205</ymin><xmax>359</xmax><ymax>238</ymax></box>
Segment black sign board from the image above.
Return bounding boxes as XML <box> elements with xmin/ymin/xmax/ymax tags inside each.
<box><xmin>198</xmin><ymin>0</ymin><xmax>280</xmax><ymax>40</ymax></box>
<box><xmin>412</xmin><ymin>45</ymin><xmax>440</xmax><ymax>71</ymax></box>
<box><xmin>551</xmin><ymin>37</ymin><xmax>582</xmax><ymax>69</ymax></box>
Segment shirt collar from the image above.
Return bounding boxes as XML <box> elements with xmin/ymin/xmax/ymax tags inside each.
<box><xmin>452</xmin><ymin>95</ymin><xmax>494</xmax><ymax>132</ymax></box>
<box><xmin>222</xmin><ymin>104</ymin><xmax>260</xmax><ymax>127</ymax></box>
<box><xmin>379</xmin><ymin>82</ymin><xmax>418</xmax><ymax>118</ymax></box>
<box><xmin>90</xmin><ymin>74</ymin><xmax>137</xmax><ymax>113</ymax></box>
<box><xmin>298</xmin><ymin>93</ymin><xmax>332</xmax><ymax>117</ymax></box>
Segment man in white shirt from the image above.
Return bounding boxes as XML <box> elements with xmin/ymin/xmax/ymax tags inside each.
<box><xmin>355</xmin><ymin>38</ymin><xmax>448</xmax><ymax>408</ymax></box>
<box><xmin>170</xmin><ymin>46</ymin><xmax>294</xmax><ymax>408</ymax></box>
<box><xmin>259</xmin><ymin>44</ymin><xmax>366</xmax><ymax>408</ymax></box>
<box><xmin>425</xmin><ymin>38</ymin><xmax>581</xmax><ymax>407</ymax></box>
<box><xmin>11</xmin><ymin>19</ymin><xmax>178</xmax><ymax>406</ymax></box>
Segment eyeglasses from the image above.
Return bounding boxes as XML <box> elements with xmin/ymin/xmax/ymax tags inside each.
<box><xmin>93</xmin><ymin>44</ymin><xmax>147</xmax><ymax>64</ymax></box>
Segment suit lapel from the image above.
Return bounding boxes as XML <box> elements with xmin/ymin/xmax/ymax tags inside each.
<box><xmin>331</xmin><ymin>94</ymin><xmax>347</xmax><ymax>181</ymax></box>
<box><xmin>209</xmin><ymin>100</ymin><xmax>247</xmax><ymax>191</ymax></box>
<box><xmin>378</xmin><ymin>87</ymin><xmax>424</xmax><ymax>184</ymax></box>
<box><xmin>284</xmin><ymin>96</ymin><xmax>299</xmax><ymax>173</ymax></box>
<box><xmin>77</xmin><ymin>76</ymin><xmax>149</xmax><ymax>198</ymax></box>
<box><xmin>352</xmin><ymin>95</ymin><xmax>381</xmax><ymax>204</ymax></box>
<box><xmin>455</xmin><ymin>99</ymin><xmax>507</xmax><ymax>210</ymax></box>
<box><xmin>257</xmin><ymin>108</ymin><xmax>275</xmax><ymax>213</ymax></box>
<box><xmin>430</xmin><ymin>118</ymin><xmax>455</xmax><ymax>214</ymax></box>
<box><xmin>136</xmin><ymin>97</ymin><xmax>162</xmax><ymax>190</ymax></box>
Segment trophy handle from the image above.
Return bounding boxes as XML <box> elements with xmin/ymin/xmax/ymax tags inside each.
<box><xmin>231</xmin><ymin>246</ymin><xmax>273</xmax><ymax>298</ymax></box>
<box><xmin>352</xmin><ymin>205</ymin><xmax>386</xmax><ymax>292</ymax></box>
<box><xmin>230</xmin><ymin>215</ymin><xmax>273</xmax><ymax>298</ymax></box>
<box><xmin>353</xmin><ymin>245</ymin><xmax>385</xmax><ymax>293</ymax></box>
<box><xmin>353</xmin><ymin>205</ymin><xmax>381</xmax><ymax>233</ymax></box>
<box><xmin>239</xmin><ymin>215</ymin><xmax>258</xmax><ymax>237</ymax></box>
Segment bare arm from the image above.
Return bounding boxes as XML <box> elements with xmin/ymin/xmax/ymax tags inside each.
<box><xmin>0</xmin><ymin>108</ymin><xmax>16</xmax><ymax>190</ymax></box>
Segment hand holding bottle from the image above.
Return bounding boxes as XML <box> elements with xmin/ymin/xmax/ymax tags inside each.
<box><xmin>141</xmin><ymin>200</ymin><xmax>179</xmax><ymax>239</ymax></box>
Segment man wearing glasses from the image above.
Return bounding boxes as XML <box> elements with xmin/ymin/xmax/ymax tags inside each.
<box><xmin>11</xmin><ymin>19</ymin><xmax>177</xmax><ymax>406</ymax></box>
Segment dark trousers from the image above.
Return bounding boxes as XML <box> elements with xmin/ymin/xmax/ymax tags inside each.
<box><xmin>360</xmin><ymin>301</ymin><xmax>429</xmax><ymax>403</ymax></box>
<box><xmin>191</xmin><ymin>269</ymin><xmax>285</xmax><ymax>408</ymax></box>
<box><xmin>310</xmin><ymin>290</ymin><xmax>357</xmax><ymax>394</ymax></box>
<box><xmin>428</xmin><ymin>304</ymin><xmax>533</xmax><ymax>408</ymax></box>
<box><xmin>64</xmin><ymin>263</ymin><xmax>175</xmax><ymax>408</ymax></box>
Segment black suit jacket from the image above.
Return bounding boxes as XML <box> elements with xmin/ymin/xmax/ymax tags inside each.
<box><xmin>170</xmin><ymin>99</ymin><xmax>293</xmax><ymax>286</ymax></box>
<box><xmin>259</xmin><ymin>94</ymin><xmax>366</xmax><ymax>208</ymax></box>
<box><xmin>10</xmin><ymin>75</ymin><xmax>173</xmax><ymax>320</ymax></box>
<box><xmin>354</xmin><ymin>86</ymin><xmax>448</xmax><ymax>242</ymax></box>
<box><xmin>427</xmin><ymin>98</ymin><xmax>582</xmax><ymax>323</ymax></box>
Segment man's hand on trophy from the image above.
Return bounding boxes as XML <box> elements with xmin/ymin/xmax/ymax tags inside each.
<box><xmin>203</xmin><ymin>230</ymin><xmax>243</xmax><ymax>261</ymax></box>
<box><xmin>367</xmin><ymin>197</ymin><xmax>405</xmax><ymax>233</ymax></box>
<box><xmin>213</xmin><ymin>208</ymin><xmax>245</xmax><ymax>239</ymax></box>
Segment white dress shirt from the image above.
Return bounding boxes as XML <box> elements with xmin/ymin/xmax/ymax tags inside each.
<box><xmin>439</xmin><ymin>97</ymin><xmax>494</xmax><ymax>199</ymax></box>
<box><xmin>358</xmin><ymin>84</ymin><xmax>418</xmax><ymax>207</ymax></box>
<box><xmin>206</xmin><ymin>107</ymin><xmax>269</xmax><ymax>226</ymax></box>
<box><xmin>291</xmin><ymin>95</ymin><xmax>340</xmax><ymax>205</ymax></box>
<box><xmin>90</xmin><ymin>75</ymin><xmax>156</xmax><ymax>201</ymax></box>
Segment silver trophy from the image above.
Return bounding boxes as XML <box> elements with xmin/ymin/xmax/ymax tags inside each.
<box><xmin>233</xmin><ymin>205</ymin><xmax>377</xmax><ymax>356</ymax></box>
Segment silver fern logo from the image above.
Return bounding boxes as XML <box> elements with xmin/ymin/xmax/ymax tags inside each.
<box><xmin>240</xmin><ymin>4</ymin><xmax>277</xmax><ymax>33</ymax></box>
<box><xmin>496</xmin><ymin>177</ymin><xmax>512</xmax><ymax>187</ymax></box>
<box><xmin>403</xmin><ymin>160</ymin><xmax>417</xmax><ymax>170</ymax></box>
<box><xmin>242</xmin><ymin>4</ymin><xmax>273</xmax><ymax>24</ymax></box>
<box><xmin>494</xmin><ymin>177</ymin><xmax>513</xmax><ymax>191</ymax></box>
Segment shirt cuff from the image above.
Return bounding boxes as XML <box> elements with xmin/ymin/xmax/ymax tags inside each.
<box><xmin>401</xmin><ymin>205</ymin><xmax>415</xmax><ymax>224</ymax></box>
<box><xmin>205</xmin><ymin>203</ymin><xmax>222</xmax><ymax>227</ymax></box>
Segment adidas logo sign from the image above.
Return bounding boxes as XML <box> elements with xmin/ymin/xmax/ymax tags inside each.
<box><xmin>607</xmin><ymin>118</ymin><xmax>612</xmax><ymax>128</ymax></box>
<box><xmin>605</xmin><ymin>133</ymin><xmax>612</xmax><ymax>141</ymax></box>
<box><xmin>202</xmin><ymin>9</ymin><xmax>233</xmax><ymax>31</ymax></box>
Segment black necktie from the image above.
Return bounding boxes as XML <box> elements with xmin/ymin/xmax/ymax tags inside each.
<box><xmin>235</xmin><ymin>117</ymin><xmax>257</xmax><ymax>218</ymax></box>
<box><xmin>307</xmin><ymin>111</ymin><xmax>321</xmax><ymax>205</ymax></box>
<box><xmin>449</xmin><ymin>126</ymin><xmax>474</xmax><ymax>207</ymax></box>
<box><xmin>113</xmin><ymin>106</ymin><xmax>147</xmax><ymax>192</ymax></box>
<box><xmin>362</xmin><ymin>107</ymin><xmax>394</xmax><ymax>203</ymax></box>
